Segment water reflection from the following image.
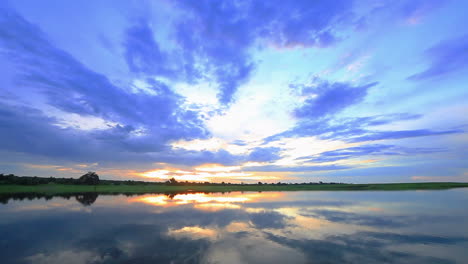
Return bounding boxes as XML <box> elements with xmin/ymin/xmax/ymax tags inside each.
<box><xmin>0</xmin><ymin>192</ymin><xmax>100</xmax><ymax>206</ymax></box>
<box><xmin>130</xmin><ymin>192</ymin><xmax>283</xmax><ymax>210</ymax></box>
<box><xmin>0</xmin><ymin>189</ymin><xmax>467</xmax><ymax>263</ymax></box>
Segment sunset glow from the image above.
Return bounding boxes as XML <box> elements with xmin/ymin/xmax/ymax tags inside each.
<box><xmin>1</xmin><ymin>0</ymin><xmax>467</xmax><ymax>183</ymax></box>
<box><xmin>2</xmin><ymin>2</ymin><xmax>468</xmax><ymax>264</ymax></box>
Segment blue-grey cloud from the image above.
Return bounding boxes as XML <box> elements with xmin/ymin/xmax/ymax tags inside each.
<box><xmin>0</xmin><ymin>101</ymin><xmax>279</xmax><ymax>168</ymax></box>
<box><xmin>265</xmin><ymin>231</ymin><xmax>463</xmax><ymax>264</ymax></box>
<box><xmin>349</xmin><ymin>129</ymin><xmax>460</xmax><ymax>142</ymax></box>
<box><xmin>0</xmin><ymin>102</ymin><xmax>230</xmax><ymax>166</ymax></box>
<box><xmin>265</xmin><ymin>113</ymin><xmax>462</xmax><ymax>144</ymax></box>
<box><xmin>0</xmin><ymin>6</ymin><xmax>208</xmax><ymax>141</ymax></box>
<box><xmin>248</xmin><ymin>147</ymin><xmax>282</xmax><ymax>162</ymax></box>
<box><xmin>408</xmin><ymin>34</ymin><xmax>468</xmax><ymax>80</ymax></box>
<box><xmin>264</xmin><ymin>84</ymin><xmax>447</xmax><ymax>144</ymax></box>
<box><xmin>298</xmin><ymin>144</ymin><xmax>444</xmax><ymax>163</ymax></box>
<box><xmin>124</xmin><ymin>18</ymin><xmax>175</xmax><ymax>77</ymax></box>
<box><xmin>248</xmin><ymin>210</ymin><xmax>290</xmax><ymax>229</ymax></box>
<box><xmin>243</xmin><ymin>164</ymin><xmax>350</xmax><ymax>172</ymax></box>
<box><xmin>231</xmin><ymin>140</ymin><xmax>248</xmax><ymax>146</ymax></box>
<box><xmin>360</xmin><ymin>231</ymin><xmax>468</xmax><ymax>245</ymax></box>
<box><xmin>301</xmin><ymin>209</ymin><xmax>456</xmax><ymax>228</ymax></box>
<box><xmin>169</xmin><ymin>0</ymin><xmax>360</xmax><ymax>104</ymax></box>
<box><xmin>293</xmin><ymin>80</ymin><xmax>378</xmax><ymax>119</ymax></box>
<box><xmin>0</xmin><ymin>6</ymin><xmax>243</xmax><ymax>167</ymax></box>
<box><xmin>0</xmin><ymin>4</ymin><xmax>252</xmax><ymax>167</ymax></box>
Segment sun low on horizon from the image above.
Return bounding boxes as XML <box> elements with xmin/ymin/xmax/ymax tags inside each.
<box><xmin>0</xmin><ymin>0</ymin><xmax>467</xmax><ymax>184</ymax></box>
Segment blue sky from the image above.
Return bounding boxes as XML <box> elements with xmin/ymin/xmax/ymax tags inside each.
<box><xmin>1</xmin><ymin>0</ymin><xmax>467</xmax><ymax>183</ymax></box>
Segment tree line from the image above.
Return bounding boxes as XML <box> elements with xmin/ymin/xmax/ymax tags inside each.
<box><xmin>0</xmin><ymin>173</ymin><xmax>344</xmax><ymax>186</ymax></box>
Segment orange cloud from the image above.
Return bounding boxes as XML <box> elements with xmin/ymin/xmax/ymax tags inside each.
<box><xmin>136</xmin><ymin>164</ymin><xmax>281</xmax><ymax>183</ymax></box>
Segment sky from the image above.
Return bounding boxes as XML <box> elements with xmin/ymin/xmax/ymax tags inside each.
<box><xmin>0</xmin><ymin>0</ymin><xmax>467</xmax><ymax>183</ymax></box>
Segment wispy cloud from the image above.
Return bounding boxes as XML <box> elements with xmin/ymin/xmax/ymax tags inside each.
<box><xmin>408</xmin><ymin>34</ymin><xmax>468</xmax><ymax>81</ymax></box>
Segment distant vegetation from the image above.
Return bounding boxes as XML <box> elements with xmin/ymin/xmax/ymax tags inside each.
<box><xmin>1</xmin><ymin>172</ymin><xmax>468</xmax><ymax>195</ymax></box>
<box><xmin>0</xmin><ymin>172</ymin><xmax>344</xmax><ymax>186</ymax></box>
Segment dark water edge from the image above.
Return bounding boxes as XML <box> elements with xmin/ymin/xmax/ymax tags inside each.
<box><xmin>1</xmin><ymin>189</ymin><xmax>468</xmax><ymax>264</ymax></box>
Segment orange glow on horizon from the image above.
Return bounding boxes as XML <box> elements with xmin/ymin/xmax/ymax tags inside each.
<box><xmin>135</xmin><ymin>165</ymin><xmax>281</xmax><ymax>183</ymax></box>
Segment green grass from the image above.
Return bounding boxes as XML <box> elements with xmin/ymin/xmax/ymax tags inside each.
<box><xmin>0</xmin><ymin>182</ymin><xmax>467</xmax><ymax>194</ymax></box>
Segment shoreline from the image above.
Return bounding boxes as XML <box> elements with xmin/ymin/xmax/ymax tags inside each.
<box><xmin>1</xmin><ymin>182</ymin><xmax>468</xmax><ymax>194</ymax></box>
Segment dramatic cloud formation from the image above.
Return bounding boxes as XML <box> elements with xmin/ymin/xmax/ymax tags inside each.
<box><xmin>171</xmin><ymin>0</ymin><xmax>359</xmax><ymax>104</ymax></box>
<box><xmin>0</xmin><ymin>6</ymin><xmax>209</xmax><ymax>158</ymax></box>
<box><xmin>0</xmin><ymin>0</ymin><xmax>467</xmax><ymax>182</ymax></box>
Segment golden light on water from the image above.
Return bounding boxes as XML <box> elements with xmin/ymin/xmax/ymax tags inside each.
<box><xmin>172</xmin><ymin>193</ymin><xmax>250</xmax><ymax>204</ymax></box>
<box><xmin>134</xmin><ymin>196</ymin><xmax>169</xmax><ymax>206</ymax></box>
<box><xmin>194</xmin><ymin>203</ymin><xmax>242</xmax><ymax>210</ymax></box>
<box><xmin>168</xmin><ymin>226</ymin><xmax>218</xmax><ymax>240</ymax></box>
<box><xmin>129</xmin><ymin>192</ymin><xmax>285</xmax><ymax>209</ymax></box>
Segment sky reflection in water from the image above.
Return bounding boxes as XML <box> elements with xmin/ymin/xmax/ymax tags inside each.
<box><xmin>1</xmin><ymin>190</ymin><xmax>468</xmax><ymax>264</ymax></box>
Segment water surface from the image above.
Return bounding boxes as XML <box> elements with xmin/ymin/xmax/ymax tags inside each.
<box><xmin>1</xmin><ymin>189</ymin><xmax>468</xmax><ymax>264</ymax></box>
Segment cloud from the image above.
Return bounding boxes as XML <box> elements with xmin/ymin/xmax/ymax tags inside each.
<box><xmin>358</xmin><ymin>0</ymin><xmax>448</xmax><ymax>29</ymax></box>
<box><xmin>231</xmin><ymin>140</ymin><xmax>248</xmax><ymax>146</ymax></box>
<box><xmin>408</xmin><ymin>34</ymin><xmax>468</xmax><ymax>80</ymax></box>
<box><xmin>398</xmin><ymin>0</ymin><xmax>447</xmax><ymax>25</ymax></box>
<box><xmin>0</xmin><ymin>100</ymin><xmax>281</xmax><ymax>169</ymax></box>
<box><xmin>170</xmin><ymin>0</ymin><xmax>361</xmax><ymax>104</ymax></box>
<box><xmin>248</xmin><ymin>147</ymin><xmax>282</xmax><ymax>162</ymax></box>
<box><xmin>248</xmin><ymin>210</ymin><xmax>290</xmax><ymax>229</ymax></box>
<box><xmin>0</xmin><ymin>7</ymin><xmax>267</xmax><ymax>169</ymax></box>
<box><xmin>265</xmin><ymin>231</ymin><xmax>462</xmax><ymax>264</ymax></box>
<box><xmin>123</xmin><ymin>18</ymin><xmax>175</xmax><ymax>77</ymax></box>
<box><xmin>157</xmin><ymin>149</ymin><xmax>244</xmax><ymax>167</ymax></box>
<box><xmin>0</xmin><ymin>103</ymin><xmax>92</xmax><ymax>160</ymax></box>
<box><xmin>265</xmin><ymin>113</ymin><xmax>462</xmax><ymax>144</ymax></box>
<box><xmin>26</xmin><ymin>250</ymin><xmax>105</xmax><ymax>264</ymax></box>
<box><xmin>0</xmin><ymin>6</ymin><xmax>209</xmax><ymax>141</ymax></box>
<box><xmin>298</xmin><ymin>144</ymin><xmax>444</xmax><ymax>163</ymax></box>
<box><xmin>318</xmin><ymin>160</ymin><xmax>468</xmax><ymax>180</ymax></box>
<box><xmin>349</xmin><ymin>129</ymin><xmax>461</xmax><ymax>142</ymax></box>
<box><xmin>293</xmin><ymin>80</ymin><xmax>378</xmax><ymax>119</ymax></box>
<box><xmin>301</xmin><ymin>209</ymin><xmax>454</xmax><ymax>228</ymax></box>
<box><xmin>243</xmin><ymin>164</ymin><xmax>350</xmax><ymax>172</ymax></box>
<box><xmin>360</xmin><ymin>231</ymin><xmax>468</xmax><ymax>245</ymax></box>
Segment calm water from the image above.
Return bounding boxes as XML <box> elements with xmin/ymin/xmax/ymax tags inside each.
<box><xmin>1</xmin><ymin>189</ymin><xmax>468</xmax><ymax>264</ymax></box>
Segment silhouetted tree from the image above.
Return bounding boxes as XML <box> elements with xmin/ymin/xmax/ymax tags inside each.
<box><xmin>169</xmin><ymin>177</ymin><xmax>178</xmax><ymax>184</ymax></box>
<box><xmin>78</xmin><ymin>172</ymin><xmax>100</xmax><ymax>185</ymax></box>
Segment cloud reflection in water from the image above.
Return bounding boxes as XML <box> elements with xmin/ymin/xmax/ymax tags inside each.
<box><xmin>0</xmin><ymin>190</ymin><xmax>467</xmax><ymax>263</ymax></box>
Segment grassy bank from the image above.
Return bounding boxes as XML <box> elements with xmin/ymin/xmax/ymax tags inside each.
<box><xmin>1</xmin><ymin>182</ymin><xmax>467</xmax><ymax>194</ymax></box>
